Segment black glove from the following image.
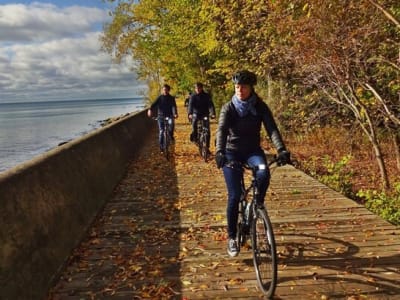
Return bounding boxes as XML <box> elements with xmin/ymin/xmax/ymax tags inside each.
<box><xmin>277</xmin><ymin>149</ymin><xmax>291</xmax><ymax>166</ymax></box>
<box><xmin>215</xmin><ymin>151</ymin><xmax>226</xmax><ymax>169</ymax></box>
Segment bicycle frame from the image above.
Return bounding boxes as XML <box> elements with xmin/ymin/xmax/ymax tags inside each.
<box><xmin>241</xmin><ymin>166</ymin><xmax>259</xmax><ymax>228</ymax></box>
<box><xmin>237</xmin><ymin>163</ymin><xmax>264</xmax><ymax>245</ymax></box>
<box><xmin>238</xmin><ymin>159</ymin><xmax>277</xmax><ymax>219</ymax></box>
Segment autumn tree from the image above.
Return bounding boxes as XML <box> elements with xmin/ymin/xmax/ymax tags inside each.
<box><xmin>101</xmin><ymin>0</ymin><xmax>227</xmax><ymax>100</ymax></box>
<box><xmin>286</xmin><ymin>0</ymin><xmax>399</xmax><ymax>190</ymax></box>
<box><xmin>101</xmin><ymin>0</ymin><xmax>399</xmax><ymax>191</ymax></box>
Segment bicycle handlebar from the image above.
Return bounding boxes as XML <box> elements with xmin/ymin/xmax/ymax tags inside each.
<box><xmin>224</xmin><ymin>154</ymin><xmax>286</xmax><ymax>171</ymax></box>
<box><xmin>151</xmin><ymin>116</ymin><xmax>173</xmax><ymax>121</ymax></box>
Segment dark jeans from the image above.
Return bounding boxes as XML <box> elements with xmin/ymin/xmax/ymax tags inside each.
<box><xmin>158</xmin><ymin>116</ymin><xmax>174</xmax><ymax>148</ymax></box>
<box><xmin>222</xmin><ymin>150</ymin><xmax>270</xmax><ymax>239</ymax></box>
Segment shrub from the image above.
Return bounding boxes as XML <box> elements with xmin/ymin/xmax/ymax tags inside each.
<box><xmin>357</xmin><ymin>183</ymin><xmax>400</xmax><ymax>225</ymax></box>
<box><xmin>302</xmin><ymin>155</ymin><xmax>354</xmax><ymax>198</ymax></box>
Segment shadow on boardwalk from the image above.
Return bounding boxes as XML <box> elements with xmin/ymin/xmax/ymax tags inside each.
<box><xmin>48</xmin><ymin>104</ymin><xmax>400</xmax><ymax>300</ymax></box>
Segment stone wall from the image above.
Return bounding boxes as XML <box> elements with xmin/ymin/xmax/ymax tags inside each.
<box><xmin>0</xmin><ymin>110</ymin><xmax>155</xmax><ymax>300</ymax></box>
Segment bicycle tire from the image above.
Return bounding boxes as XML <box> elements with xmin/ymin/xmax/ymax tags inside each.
<box><xmin>200</xmin><ymin>134</ymin><xmax>208</xmax><ymax>162</ymax></box>
<box><xmin>163</xmin><ymin>127</ymin><xmax>169</xmax><ymax>160</ymax></box>
<box><xmin>250</xmin><ymin>208</ymin><xmax>277</xmax><ymax>298</ymax></box>
<box><xmin>198</xmin><ymin>133</ymin><xmax>203</xmax><ymax>155</ymax></box>
<box><xmin>204</xmin><ymin>131</ymin><xmax>210</xmax><ymax>162</ymax></box>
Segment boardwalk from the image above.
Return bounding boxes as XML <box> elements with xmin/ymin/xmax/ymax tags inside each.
<box><xmin>48</xmin><ymin>104</ymin><xmax>400</xmax><ymax>300</ymax></box>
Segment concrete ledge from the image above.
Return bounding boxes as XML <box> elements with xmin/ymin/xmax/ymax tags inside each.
<box><xmin>0</xmin><ymin>110</ymin><xmax>155</xmax><ymax>300</ymax></box>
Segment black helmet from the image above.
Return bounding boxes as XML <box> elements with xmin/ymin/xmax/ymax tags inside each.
<box><xmin>232</xmin><ymin>70</ymin><xmax>257</xmax><ymax>85</ymax></box>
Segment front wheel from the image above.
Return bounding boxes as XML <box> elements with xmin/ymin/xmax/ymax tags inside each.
<box><xmin>163</xmin><ymin>129</ymin><xmax>169</xmax><ymax>160</ymax></box>
<box><xmin>200</xmin><ymin>132</ymin><xmax>209</xmax><ymax>162</ymax></box>
<box><xmin>251</xmin><ymin>208</ymin><xmax>277</xmax><ymax>298</ymax></box>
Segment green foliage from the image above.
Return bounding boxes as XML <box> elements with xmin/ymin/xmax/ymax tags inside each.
<box><xmin>210</xmin><ymin>87</ymin><xmax>231</xmax><ymax>116</ymax></box>
<box><xmin>357</xmin><ymin>183</ymin><xmax>400</xmax><ymax>225</ymax></box>
<box><xmin>302</xmin><ymin>155</ymin><xmax>354</xmax><ymax>197</ymax></box>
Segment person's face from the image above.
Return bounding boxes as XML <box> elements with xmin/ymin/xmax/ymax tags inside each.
<box><xmin>235</xmin><ymin>84</ymin><xmax>252</xmax><ymax>100</ymax></box>
<box><xmin>195</xmin><ymin>86</ymin><xmax>203</xmax><ymax>94</ymax></box>
<box><xmin>162</xmin><ymin>87</ymin><xmax>170</xmax><ymax>95</ymax></box>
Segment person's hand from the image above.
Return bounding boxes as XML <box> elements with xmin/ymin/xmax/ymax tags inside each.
<box><xmin>210</xmin><ymin>114</ymin><xmax>216</xmax><ymax>119</ymax></box>
<box><xmin>215</xmin><ymin>151</ymin><xmax>226</xmax><ymax>169</ymax></box>
<box><xmin>174</xmin><ymin>114</ymin><xmax>178</xmax><ymax>119</ymax></box>
<box><xmin>277</xmin><ymin>149</ymin><xmax>291</xmax><ymax>166</ymax></box>
<box><xmin>147</xmin><ymin>110</ymin><xmax>152</xmax><ymax>118</ymax></box>
<box><xmin>188</xmin><ymin>114</ymin><xmax>193</xmax><ymax>120</ymax></box>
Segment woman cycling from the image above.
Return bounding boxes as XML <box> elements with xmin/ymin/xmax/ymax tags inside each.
<box><xmin>215</xmin><ymin>70</ymin><xmax>290</xmax><ymax>257</ymax></box>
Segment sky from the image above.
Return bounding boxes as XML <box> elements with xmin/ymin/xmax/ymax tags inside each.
<box><xmin>0</xmin><ymin>1</ymin><xmax>146</xmax><ymax>102</ymax></box>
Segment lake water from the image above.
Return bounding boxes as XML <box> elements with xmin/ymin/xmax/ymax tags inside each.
<box><xmin>0</xmin><ymin>97</ymin><xmax>146</xmax><ymax>173</ymax></box>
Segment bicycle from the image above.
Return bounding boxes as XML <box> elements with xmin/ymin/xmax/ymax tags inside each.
<box><xmin>196</xmin><ymin>116</ymin><xmax>210</xmax><ymax>162</ymax></box>
<box><xmin>157</xmin><ymin>116</ymin><xmax>173</xmax><ymax>160</ymax></box>
<box><xmin>226</xmin><ymin>156</ymin><xmax>280</xmax><ymax>298</ymax></box>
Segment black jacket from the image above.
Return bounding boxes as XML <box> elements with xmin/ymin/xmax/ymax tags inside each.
<box><xmin>188</xmin><ymin>91</ymin><xmax>215</xmax><ymax>118</ymax></box>
<box><xmin>150</xmin><ymin>94</ymin><xmax>177</xmax><ymax>117</ymax></box>
<box><xmin>215</xmin><ymin>96</ymin><xmax>286</xmax><ymax>155</ymax></box>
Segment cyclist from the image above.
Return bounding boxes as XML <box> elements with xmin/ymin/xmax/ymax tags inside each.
<box><xmin>188</xmin><ymin>82</ymin><xmax>216</xmax><ymax>148</ymax></box>
<box><xmin>147</xmin><ymin>84</ymin><xmax>178</xmax><ymax>152</ymax></box>
<box><xmin>215</xmin><ymin>70</ymin><xmax>290</xmax><ymax>257</ymax></box>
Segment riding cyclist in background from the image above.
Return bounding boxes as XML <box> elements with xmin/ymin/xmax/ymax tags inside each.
<box><xmin>147</xmin><ymin>84</ymin><xmax>178</xmax><ymax>152</ymax></box>
<box><xmin>188</xmin><ymin>82</ymin><xmax>216</xmax><ymax>149</ymax></box>
<box><xmin>215</xmin><ymin>70</ymin><xmax>291</xmax><ymax>257</ymax></box>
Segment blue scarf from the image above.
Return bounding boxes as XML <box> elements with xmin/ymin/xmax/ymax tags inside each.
<box><xmin>232</xmin><ymin>93</ymin><xmax>257</xmax><ymax>117</ymax></box>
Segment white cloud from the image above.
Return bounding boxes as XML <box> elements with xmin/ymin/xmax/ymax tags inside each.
<box><xmin>0</xmin><ymin>3</ymin><xmax>106</xmax><ymax>41</ymax></box>
<box><xmin>0</xmin><ymin>3</ymin><xmax>145</xmax><ymax>102</ymax></box>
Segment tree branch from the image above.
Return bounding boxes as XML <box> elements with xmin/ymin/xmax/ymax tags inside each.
<box><xmin>368</xmin><ymin>0</ymin><xmax>400</xmax><ymax>29</ymax></box>
<box><xmin>364</xmin><ymin>82</ymin><xmax>400</xmax><ymax>126</ymax></box>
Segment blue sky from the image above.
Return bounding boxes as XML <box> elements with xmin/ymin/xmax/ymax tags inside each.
<box><xmin>0</xmin><ymin>1</ymin><xmax>146</xmax><ymax>102</ymax></box>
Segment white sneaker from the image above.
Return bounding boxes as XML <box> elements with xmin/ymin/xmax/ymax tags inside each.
<box><xmin>227</xmin><ymin>238</ymin><xmax>239</xmax><ymax>257</ymax></box>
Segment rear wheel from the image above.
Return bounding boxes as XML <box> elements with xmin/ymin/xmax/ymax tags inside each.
<box><xmin>251</xmin><ymin>208</ymin><xmax>277</xmax><ymax>298</ymax></box>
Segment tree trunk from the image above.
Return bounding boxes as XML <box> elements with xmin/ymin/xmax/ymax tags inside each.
<box><xmin>393</xmin><ymin>130</ymin><xmax>400</xmax><ymax>171</ymax></box>
<box><xmin>353</xmin><ymin>98</ymin><xmax>390</xmax><ymax>191</ymax></box>
<box><xmin>370</xmin><ymin>135</ymin><xmax>390</xmax><ymax>191</ymax></box>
